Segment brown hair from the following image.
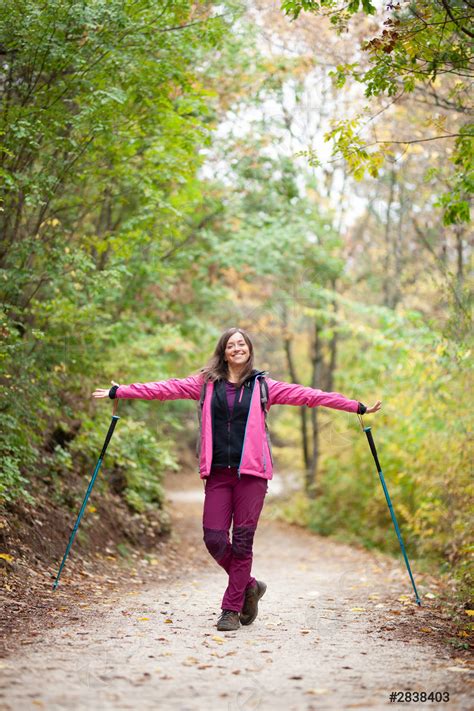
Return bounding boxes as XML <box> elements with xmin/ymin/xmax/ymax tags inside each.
<box><xmin>199</xmin><ymin>328</ymin><xmax>255</xmax><ymax>388</ymax></box>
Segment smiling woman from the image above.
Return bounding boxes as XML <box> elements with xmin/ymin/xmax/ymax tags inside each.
<box><xmin>92</xmin><ymin>326</ymin><xmax>381</xmax><ymax>632</ymax></box>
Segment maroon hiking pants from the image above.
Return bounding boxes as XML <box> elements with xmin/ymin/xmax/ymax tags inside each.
<box><xmin>202</xmin><ymin>466</ymin><xmax>268</xmax><ymax>612</ymax></box>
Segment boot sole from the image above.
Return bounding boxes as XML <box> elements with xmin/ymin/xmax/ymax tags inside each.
<box><xmin>240</xmin><ymin>582</ymin><xmax>267</xmax><ymax>626</ymax></box>
<box><xmin>216</xmin><ymin>623</ymin><xmax>240</xmax><ymax>631</ymax></box>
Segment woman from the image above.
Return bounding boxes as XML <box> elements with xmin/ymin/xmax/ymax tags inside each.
<box><xmin>92</xmin><ymin>327</ymin><xmax>382</xmax><ymax>632</ymax></box>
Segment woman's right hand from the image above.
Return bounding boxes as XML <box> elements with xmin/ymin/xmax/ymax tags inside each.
<box><xmin>92</xmin><ymin>380</ymin><xmax>120</xmax><ymax>399</ymax></box>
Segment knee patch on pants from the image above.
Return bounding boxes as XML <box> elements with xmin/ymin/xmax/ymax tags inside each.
<box><xmin>232</xmin><ymin>525</ymin><xmax>255</xmax><ymax>559</ymax></box>
<box><xmin>203</xmin><ymin>527</ymin><xmax>228</xmax><ymax>561</ymax></box>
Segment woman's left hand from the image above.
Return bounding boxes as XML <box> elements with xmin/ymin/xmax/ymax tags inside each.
<box><xmin>366</xmin><ymin>400</ymin><xmax>382</xmax><ymax>414</ymax></box>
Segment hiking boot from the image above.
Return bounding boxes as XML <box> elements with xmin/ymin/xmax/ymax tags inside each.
<box><xmin>239</xmin><ymin>580</ymin><xmax>267</xmax><ymax>626</ymax></box>
<box><xmin>216</xmin><ymin>609</ymin><xmax>240</xmax><ymax>631</ymax></box>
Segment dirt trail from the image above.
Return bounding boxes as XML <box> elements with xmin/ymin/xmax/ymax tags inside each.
<box><xmin>1</xmin><ymin>472</ymin><xmax>472</xmax><ymax>711</ymax></box>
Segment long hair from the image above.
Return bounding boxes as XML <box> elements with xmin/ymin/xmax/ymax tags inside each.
<box><xmin>199</xmin><ymin>328</ymin><xmax>255</xmax><ymax>388</ymax></box>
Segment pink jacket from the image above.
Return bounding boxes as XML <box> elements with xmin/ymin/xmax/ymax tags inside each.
<box><xmin>115</xmin><ymin>374</ymin><xmax>361</xmax><ymax>481</ymax></box>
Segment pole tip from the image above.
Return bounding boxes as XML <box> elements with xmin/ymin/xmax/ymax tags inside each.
<box><xmin>363</xmin><ymin>426</ymin><xmax>372</xmax><ymax>432</ymax></box>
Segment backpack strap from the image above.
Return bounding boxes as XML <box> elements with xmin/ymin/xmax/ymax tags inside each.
<box><xmin>196</xmin><ymin>377</ymin><xmax>209</xmax><ymax>460</ymax></box>
<box><xmin>199</xmin><ymin>378</ymin><xmax>207</xmax><ymax>409</ymax></box>
<box><xmin>259</xmin><ymin>377</ymin><xmax>269</xmax><ymax>414</ymax></box>
<box><xmin>258</xmin><ymin>375</ymin><xmax>273</xmax><ymax>465</ymax></box>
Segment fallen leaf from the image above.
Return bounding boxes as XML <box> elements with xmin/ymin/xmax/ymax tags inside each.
<box><xmin>305</xmin><ymin>688</ymin><xmax>329</xmax><ymax>695</ymax></box>
<box><xmin>164</xmin><ymin>619</ymin><xmax>173</xmax><ymax>624</ymax></box>
<box><xmin>424</xmin><ymin>592</ymin><xmax>436</xmax><ymax>599</ymax></box>
<box><xmin>0</xmin><ymin>553</ymin><xmax>14</xmax><ymax>563</ymax></box>
<box><xmin>349</xmin><ymin>607</ymin><xmax>366</xmax><ymax>612</ymax></box>
<box><xmin>182</xmin><ymin>657</ymin><xmax>199</xmax><ymax>666</ymax></box>
<box><xmin>138</xmin><ymin>617</ymin><xmax>150</xmax><ymax>622</ymax></box>
<box><xmin>300</xmin><ymin>629</ymin><xmax>311</xmax><ymax>634</ymax></box>
<box><xmin>465</xmin><ymin>610</ymin><xmax>474</xmax><ymax>616</ymax></box>
<box><xmin>212</xmin><ymin>635</ymin><xmax>225</xmax><ymax>644</ymax></box>
<box><xmin>420</xmin><ymin>627</ymin><xmax>431</xmax><ymax>633</ymax></box>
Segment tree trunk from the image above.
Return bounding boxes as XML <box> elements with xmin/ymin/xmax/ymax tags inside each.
<box><xmin>383</xmin><ymin>168</ymin><xmax>396</xmax><ymax>308</ymax></box>
<box><xmin>306</xmin><ymin>319</ymin><xmax>323</xmax><ymax>499</ymax></box>
<box><xmin>282</xmin><ymin>310</ymin><xmax>310</xmax><ymax>475</ymax></box>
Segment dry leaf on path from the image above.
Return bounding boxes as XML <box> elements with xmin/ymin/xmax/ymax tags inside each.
<box><xmin>305</xmin><ymin>687</ymin><xmax>329</xmax><ymax>695</ymax></box>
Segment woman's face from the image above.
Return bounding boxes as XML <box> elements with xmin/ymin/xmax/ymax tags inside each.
<box><xmin>224</xmin><ymin>332</ymin><xmax>250</xmax><ymax>368</ymax></box>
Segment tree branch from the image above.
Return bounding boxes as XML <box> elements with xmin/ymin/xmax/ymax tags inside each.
<box><xmin>440</xmin><ymin>0</ymin><xmax>474</xmax><ymax>39</ymax></box>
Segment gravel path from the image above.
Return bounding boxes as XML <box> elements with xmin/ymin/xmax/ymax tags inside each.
<box><xmin>1</xmin><ymin>475</ymin><xmax>472</xmax><ymax>711</ymax></box>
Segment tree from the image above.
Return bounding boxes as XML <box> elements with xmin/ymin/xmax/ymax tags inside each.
<box><xmin>281</xmin><ymin>0</ymin><xmax>473</xmax><ymax>226</ymax></box>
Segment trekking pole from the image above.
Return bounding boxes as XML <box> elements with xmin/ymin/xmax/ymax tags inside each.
<box><xmin>358</xmin><ymin>414</ymin><xmax>422</xmax><ymax>606</ymax></box>
<box><xmin>52</xmin><ymin>399</ymin><xmax>120</xmax><ymax>591</ymax></box>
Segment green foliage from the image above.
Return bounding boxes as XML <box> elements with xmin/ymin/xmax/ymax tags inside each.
<box><xmin>281</xmin><ymin>0</ymin><xmax>375</xmax><ymax>21</ymax></box>
<box><xmin>281</xmin><ymin>0</ymin><xmax>473</xmax><ymax>225</ymax></box>
<box><xmin>69</xmin><ymin>416</ymin><xmax>177</xmax><ymax>514</ymax></box>
<box><xmin>275</xmin><ymin>300</ymin><xmax>473</xmax><ymax>592</ymax></box>
<box><xmin>0</xmin><ymin>0</ymin><xmax>236</xmax><ymax>509</ymax></box>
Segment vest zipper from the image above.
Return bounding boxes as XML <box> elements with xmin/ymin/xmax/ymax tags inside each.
<box><xmin>237</xmin><ymin>379</ymin><xmax>258</xmax><ymax>480</ymax></box>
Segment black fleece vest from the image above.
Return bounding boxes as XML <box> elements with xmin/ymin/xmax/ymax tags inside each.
<box><xmin>211</xmin><ymin>378</ymin><xmax>256</xmax><ymax>468</ymax></box>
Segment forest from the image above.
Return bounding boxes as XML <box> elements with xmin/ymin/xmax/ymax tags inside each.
<box><xmin>1</xmin><ymin>0</ymin><xmax>472</xmax><ymax>634</ymax></box>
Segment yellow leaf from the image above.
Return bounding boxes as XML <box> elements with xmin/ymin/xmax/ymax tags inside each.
<box><xmin>182</xmin><ymin>657</ymin><xmax>199</xmax><ymax>666</ymax></box>
<box><xmin>212</xmin><ymin>635</ymin><xmax>225</xmax><ymax>644</ymax></box>
<box><xmin>164</xmin><ymin>618</ymin><xmax>173</xmax><ymax>624</ymax></box>
<box><xmin>350</xmin><ymin>607</ymin><xmax>366</xmax><ymax>612</ymax></box>
<box><xmin>138</xmin><ymin>617</ymin><xmax>149</xmax><ymax>621</ymax></box>
<box><xmin>424</xmin><ymin>592</ymin><xmax>436</xmax><ymax>599</ymax></box>
<box><xmin>420</xmin><ymin>627</ymin><xmax>431</xmax><ymax>633</ymax></box>
<box><xmin>465</xmin><ymin>610</ymin><xmax>474</xmax><ymax>616</ymax></box>
<box><xmin>88</xmin><ymin>506</ymin><xmax>97</xmax><ymax>514</ymax></box>
<box><xmin>0</xmin><ymin>553</ymin><xmax>14</xmax><ymax>563</ymax></box>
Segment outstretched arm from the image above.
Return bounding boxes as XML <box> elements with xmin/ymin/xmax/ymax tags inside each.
<box><xmin>91</xmin><ymin>375</ymin><xmax>203</xmax><ymax>402</ymax></box>
<box><xmin>266</xmin><ymin>377</ymin><xmax>381</xmax><ymax>415</ymax></box>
